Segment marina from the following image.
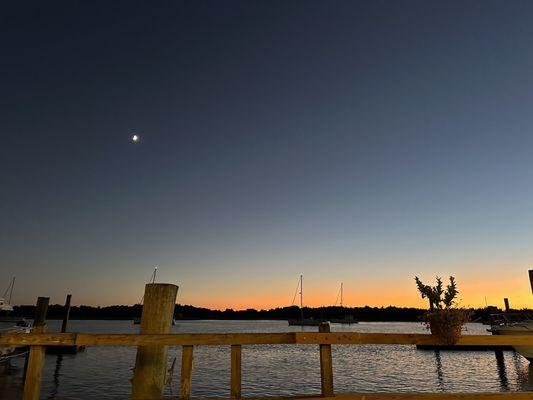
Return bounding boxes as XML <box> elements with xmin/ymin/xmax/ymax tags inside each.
<box><xmin>1</xmin><ymin>285</ymin><xmax>533</xmax><ymax>399</ymax></box>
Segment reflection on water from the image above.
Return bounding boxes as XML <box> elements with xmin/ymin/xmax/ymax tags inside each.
<box><xmin>433</xmin><ymin>351</ymin><xmax>445</xmax><ymax>392</ymax></box>
<box><xmin>0</xmin><ymin>320</ymin><xmax>532</xmax><ymax>399</ymax></box>
<box><xmin>495</xmin><ymin>350</ymin><xmax>509</xmax><ymax>390</ymax></box>
<box><xmin>47</xmin><ymin>355</ymin><xmax>63</xmax><ymax>400</ymax></box>
<box><xmin>515</xmin><ymin>352</ymin><xmax>533</xmax><ymax>392</ymax></box>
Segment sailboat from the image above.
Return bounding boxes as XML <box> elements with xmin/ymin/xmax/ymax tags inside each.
<box><xmin>0</xmin><ymin>277</ymin><xmax>28</xmax><ymax>326</ymax></box>
<box><xmin>287</xmin><ymin>275</ymin><xmax>322</xmax><ymax>326</ymax></box>
<box><xmin>1</xmin><ymin>277</ymin><xmax>31</xmax><ymax>364</ymax></box>
<box><xmin>329</xmin><ymin>282</ymin><xmax>358</xmax><ymax>324</ymax></box>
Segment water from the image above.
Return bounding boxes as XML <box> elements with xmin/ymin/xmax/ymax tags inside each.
<box><xmin>1</xmin><ymin>320</ymin><xmax>532</xmax><ymax>399</ymax></box>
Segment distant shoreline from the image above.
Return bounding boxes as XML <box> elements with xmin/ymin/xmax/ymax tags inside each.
<box><xmin>10</xmin><ymin>304</ymin><xmax>515</xmax><ymax>323</ymax></box>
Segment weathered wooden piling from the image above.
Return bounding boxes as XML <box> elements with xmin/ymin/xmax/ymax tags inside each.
<box><xmin>319</xmin><ymin>322</ymin><xmax>334</xmax><ymax>397</ymax></box>
<box><xmin>46</xmin><ymin>293</ymin><xmax>85</xmax><ymax>354</ymax></box>
<box><xmin>231</xmin><ymin>344</ymin><xmax>242</xmax><ymax>399</ymax></box>
<box><xmin>131</xmin><ymin>283</ymin><xmax>178</xmax><ymax>400</ymax></box>
<box><xmin>23</xmin><ymin>296</ymin><xmax>49</xmax><ymax>400</ymax></box>
<box><xmin>61</xmin><ymin>294</ymin><xmax>72</xmax><ymax>333</ymax></box>
<box><xmin>504</xmin><ymin>298</ymin><xmax>510</xmax><ymax>312</ymax></box>
<box><xmin>529</xmin><ymin>269</ymin><xmax>533</xmax><ymax>295</ymax></box>
<box><xmin>180</xmin><ymin>345</ymin><xmax>194</xmax><ymax>400</ymax></box>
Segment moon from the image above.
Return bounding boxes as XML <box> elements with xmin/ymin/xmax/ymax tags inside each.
<box><xmin>131</xmin><ymin>134</ymin><xmax>140</xmax><ymax>143</ymax></box>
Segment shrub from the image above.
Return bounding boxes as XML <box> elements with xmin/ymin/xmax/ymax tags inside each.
<box><xmin>415</xmin><ymin>276</ymin><xmax>470</xmax><ymax>344</ymax></box>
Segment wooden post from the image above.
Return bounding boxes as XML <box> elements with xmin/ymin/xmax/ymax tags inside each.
<box><xmin>231</xmin><ymin>344</ymin><xmax>242</xmax><ymax>399</ymax></box>
<box><xmin>529</xmin><ymin>270</ymin><xmax>533</xmax><ymax>295</ymax></box>
<box><xmin>23</xmin><ymin>296</ymin><xmax>49</xmax><ymax>400</ymax></box>
<box><xmin>61</xmin><ymin>294</ymin><xmax>72</xmax><ymax>333</ymax></box>
<box><xmin>179</xmin><ymin>345</ymin><xmax>194</xmax><ymax>400</ymax></box>
<box><xmin>504</xmin><ymin>298</ymin><xmax>510</xmax><ymax>312</ymax></box>
<box><xmin>319</xmin><ymin>322</ymin><xmax>334</xmax><ymax>397</ymax></box>
<box><xmin>131</xmin><ymin>283</ymin><xmax>178</xmax><ymax>400</ymax></box>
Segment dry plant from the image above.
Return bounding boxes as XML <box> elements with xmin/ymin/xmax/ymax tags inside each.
<box><xmin>415</xmin><ymin>276</ymin><xmax>471</xmax><ymax>345</ymax></box>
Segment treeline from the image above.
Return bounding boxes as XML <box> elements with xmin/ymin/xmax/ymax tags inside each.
<box><xmin>12</xmin><ymin>304</ymin><xmax>510</xmax><ymax>322</ymax></box>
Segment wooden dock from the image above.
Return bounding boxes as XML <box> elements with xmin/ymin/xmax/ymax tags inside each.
<box><xmin>416</xmin><ymin>344</ymin><xmax>514</xmax><ymax>351</ymax></box>
<box><xmin>2</xmin><ymin>285</ymin><xmax>533</xmax><ymax>400</ymax></box>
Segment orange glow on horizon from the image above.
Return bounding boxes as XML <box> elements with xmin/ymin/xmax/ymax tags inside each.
<box><xmin>31</xmin><ymin>264</ymin><xmax>533</xmax><ymax>311</ymax></box>
<box><xmin>180</xmin><ymin>276</ymin><xmax>533</xmax><ymax>311</ymax></box>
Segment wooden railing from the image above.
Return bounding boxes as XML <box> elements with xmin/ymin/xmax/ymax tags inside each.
<box><xmin>2</xmin><ymin>330</ymin><xmax>533</xmax><ymax>400</ymax></box>
<box><xmin>3</xmin><ymin>286</ymin><xmax>533</xmax><ymax>400</ymax></box>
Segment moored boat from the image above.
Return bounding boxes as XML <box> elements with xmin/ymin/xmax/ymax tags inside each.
<box><xmin>330</xmin><ymin>315</ymin><xmax>358</xmax><ymax>324</ymax></box>
<box><xmin>490</xmin><ymin>322</ymin><xmax>533</xmax><ymax>361</ymax></box>
<box><xmin>489</xmin><ymin>313</ymin><xmax>533</xmax><ymax>361</ymax></box>
<box><xmin>288</xmin><ymin>318</ymin><xmax>322</xmax><ymax>326</ymax></box>
<box><xmin>330</xmin><ymin>283</ymin><xmax>358</xmax><ymax>324</ymax></box>
<box><xmin>0</xmin><ymin>279</ymin><xmax>32</xmax><ymax>363</ymax></box>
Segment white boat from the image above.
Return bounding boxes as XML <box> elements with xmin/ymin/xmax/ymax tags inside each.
<box><xmin>0</xmin><ymin>303</ymin><xmax>31</xmax><ymax>363</ymax></box>
<box><xmin>0</xmin><ymin>278</ymin><xmax>32</xmax><ymax>363</ymax></box>
<box><xmin>490</xmin><ymin>314</ymin><xmax>533</xmax><ymax>361</ymax></box>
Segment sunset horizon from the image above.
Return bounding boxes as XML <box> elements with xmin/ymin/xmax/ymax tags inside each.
<box><xmin>11</xmin><ymin>268</ymin><xmax>533</xmax><ymax>310</ymax></box>
<box><xmin>4</xmin><ymin>2</ymin><xmax>533</xmax><ymax>397</ymax></box>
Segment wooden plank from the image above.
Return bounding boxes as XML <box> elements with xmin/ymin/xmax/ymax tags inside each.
<box><xmin>23</xmin><ymin>296</ymin><xmax>49</xmax><ymax>400</ymax></box>
<box><xmin>132</xmin><ymin>283</ymin><xmax>178</xmax><ymax>400</ymax></box>
<box><xmin>75</xmin><ymin>332</ymin><xmax>296</xmax><ymax>346</ymax></box>
<box><xmin>0</xmin><ymin>332</ymin><xmax>76</xmax><ymax>346</ymax></box>
<box><xmin>416</xmin><ymin>344</ymin><xmax>514</xmax><ymax>351</ymax></box>
<box><xmin>0</xmin><ymin>332</ymin><xmax>297</xmax><ymax>346</ymax></box>
<box><xmin>231</xmin><ymin>344</ymin><xmax>242</xmax><ymax>399</ymax></box>
<box><xmin>2</xmin><ymin>332</ymin><xmax>533</xmax><ymax>347</ymax></box>
<box><xmin>318</xmin><ymin>323</ymin><xmax>334</xmax><ymax>397</ymax></box>
<box><xmin>320</xmin><ymin>393</ymin><xmax>533</xmax><ymax>400</ymax></box>
<box><xmin>294</xmin><ymin>333</ymin><xmax>533</xmax><ymax>346</ymax></box>
<box><xmin>180</xmin><ymin>345</ymin><xmax>194</xmax><ymax>400</ymax></box>
<box><xmin>165</xmin><ymin>392</ymin><xmax>533</xmax><ymax>400</ymax></box>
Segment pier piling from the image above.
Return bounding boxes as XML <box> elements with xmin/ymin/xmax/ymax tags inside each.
<box><xmin>319</xmin><ymin>322</ymin><xmax>334</xmax><ymax>397</ymax></box>
<box><xmin>131</xmin><ymin>283</ymin><xmax>178</xmax><ymax>400</ymax></box>
<box><xmin>46</xmin><ymin>293</ymin><xmax>85</xmax><ymax>354</ymax></box>
<box><xmin>23</xmin><ymin>296</ymin><xmax>49</xmax><ymax>400</ymax></box>
<box><xmin>60</xmin><ymin>294</ymin><xmax>72</xmax><ymax>333</ymax></box>
<box><xmin>504</xmin><ymin>298</ymin><xmax>510</xmax><ymax>312</ymax></box>
<box><xmin>231</xmin><ymin>344</ymin><xmax>242</xmax><ymax>399</ymax></box>
<box><xmin>180</xmin><ymin>345</ymin><xmax>194</xmax><ymax>400</ymax></box>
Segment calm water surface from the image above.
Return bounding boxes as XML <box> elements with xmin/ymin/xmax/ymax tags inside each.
<box><xmin>1</xmin><ymin>320</ymin><xmax>532</xmax><ymax>399</ymax></box>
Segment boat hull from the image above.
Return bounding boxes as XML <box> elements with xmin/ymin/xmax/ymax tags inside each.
<box><xmin>0</xmin><ymin>326</ymin><xmax>31</xmax><ymax>363</ymax></box>
<box><xmin>329</xmin><ymin>319</ymin><xmax>358</xmax><ymax>324</ymax></box>
<box><xmin>288</xmin><ymin>319</ymin><xmax>322</xmax><ymax>326</ymax></box>
<box><xmin>491</xmin><ymin>324</ymin><xmax>533</xmax><ymax>361</ymax></box>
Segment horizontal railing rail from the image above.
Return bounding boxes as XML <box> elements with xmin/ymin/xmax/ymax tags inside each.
<box><xmin>2</xmin><ymin>331</ymin><xmax>533</xmax><ymax>346</ymax></box>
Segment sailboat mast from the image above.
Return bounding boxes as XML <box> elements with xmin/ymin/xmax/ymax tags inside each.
<box><xmin>8</xmin><ymin>277</ymin><xmax>15</xmax><ymax>304</ymax></box>
<box><xmin>340</xmin><ymin>282</ymin><xmax>343</xmax><ymax>308</ymax></box>
<box><xmin>300</xmin><ymin>275</ymin><xmax>304</xmax><ymax>321</ymax></box>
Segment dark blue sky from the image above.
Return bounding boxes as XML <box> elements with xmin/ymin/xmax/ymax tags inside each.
<box><xmin>2</xmin><ymin>1</ymin><xmax>533</xmax><ymax>307</ymax></box>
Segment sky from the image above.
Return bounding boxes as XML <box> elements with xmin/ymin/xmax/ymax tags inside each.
<box><xmin>2</xmin><ymin>1</ymin><xmax>533</xmax><ymax>309</ymax></box>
